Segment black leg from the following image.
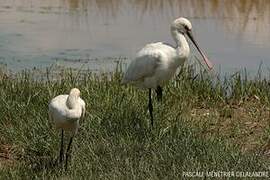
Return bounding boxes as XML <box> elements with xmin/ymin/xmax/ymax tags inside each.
<box><xmin>155</xmin><ymin>86</ymin><xmax>163</xmax><ymax>102</ymax></box>
<box><xmin>148</xmin><ymin>88</ymin><xmax>154</xmax><ymax>127</ymax></box>
<box><xmin>65</xmin><ymin>137</ymin><xmax>73</xmax><ymax>171</ymax></box>
<box><xmin>60</xmin><ymin>129</ymin><xmax>64</xmax><ymax>163</ymax></box>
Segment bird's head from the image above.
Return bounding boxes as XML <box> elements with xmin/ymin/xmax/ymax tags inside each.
<box><xmin>171</xmin><ymin>17</ymin><xmax>213</xmax><ymax>69</ymax></box>
<box><xmin>171</xmin><ymin>17</ymin><xmax>192</xmax><ymax>34</ymax></box>
<box><xmin>69</xmin><ymin>88</ymin><xmax>81</xmax><ymax>99</ymax></box>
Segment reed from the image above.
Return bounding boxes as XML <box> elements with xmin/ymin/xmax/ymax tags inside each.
<box><xmin>0</xmin><ymin>65</ymin><xmax>269</xmax><ymax>179</ymax></box>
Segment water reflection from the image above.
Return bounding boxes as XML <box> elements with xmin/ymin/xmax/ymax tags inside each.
<box><xmin>0</xmin><ymin>0</ymin><xmax>269</xmax><ymax>73</ymax></box>
<box><xmin>59</xmin><ymin>0</ymin><xmax>270</xmax><ymax>46</ymax></box>
<box><xmin>2</xmin><ymin>0</ymin><xmax>269</xmax><ymax>37</ymax></box>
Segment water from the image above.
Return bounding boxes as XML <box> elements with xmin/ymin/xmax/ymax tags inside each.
<box><xmin>0</xmin><ymin>0</ymin><xmax>269</xmax><ymax>75</ymax></box>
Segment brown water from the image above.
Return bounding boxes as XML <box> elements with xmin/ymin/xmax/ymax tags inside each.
<box><xmin>0</xmin><ymin>0</ymin><xmax>269</xmax><ymax>75</ymax></box>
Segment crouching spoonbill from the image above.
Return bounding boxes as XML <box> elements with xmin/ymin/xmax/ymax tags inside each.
<box><xmin>49</xmin><ymin>88</ymin><xmax>86</xmax><ymax>170</ymax></box>
<box><xmin>122</xmin><ymin>17</ymin><xmax>213</xmax><ymax>126</ymax></box>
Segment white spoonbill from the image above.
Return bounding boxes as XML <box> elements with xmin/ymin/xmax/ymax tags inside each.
<box><xmin>122</xmin><ymin>17</ymin><xmax>213</xmax><ymax>126</ymax></box>
<box><xmin>48</xmin><ymin>88</ymin><xmax>86</xmax><ymax>169</ymax></box>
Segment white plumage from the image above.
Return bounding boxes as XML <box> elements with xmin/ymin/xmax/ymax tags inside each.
<box><xmin>48</xmin><ymin>88</ymin><xmax>85</xmax><ymax>169</ymax></box>
<box><xmin>122</xmin><ymin>17</ymin><xmax>213</xmax><ymax>126</ymax></box>
<box><xmin>49</xmin><ymin>90</ymin><xmax>85</xmax><ymax>135</ymax></box>
<box><xmin>122</xmin><ymin>42</ymin><xmax>185</xmax><ymax>88</ymax></box>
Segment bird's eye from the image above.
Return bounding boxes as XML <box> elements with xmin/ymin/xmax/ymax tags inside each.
<box><xmin>184</xmin><ymin>25</ymin><xmax>189</xmax><ymax>30</ymax></box>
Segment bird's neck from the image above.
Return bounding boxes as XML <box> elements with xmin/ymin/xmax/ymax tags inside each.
<box><xmin>171</xmin><ymin>29</ymin><xmax>190</xmax><ymax>59</ymax></box>
<box><xmin>67</xmin><ymin>95</ymin><xmax>79</xmax><ymax>109</ymax></box>
<box><xmin>66</xmin><ymin>95</ymin><xmax>82</xmax><ymax>119</ymax></box>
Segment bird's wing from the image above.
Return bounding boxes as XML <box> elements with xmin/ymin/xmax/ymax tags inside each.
<box><xmin>122</xmin><ymin>55</ymin><xmax>160</xmax><ymax>83</ymax></box>
<box><xmin>48</xmin><ymin>95</ymin><xmax>68</xmax><ymax>116</ymax></box>
<box><xmin>122</xmin><ymin>44</ymin><xmax>164</xmax><ymax>83</ymax></box>
<box><xmin>79</xmin><ymin>98</ymin><xmax>86</xmax><ymax>118</ymax></box>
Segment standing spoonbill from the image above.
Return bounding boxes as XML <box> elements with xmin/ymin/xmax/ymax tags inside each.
<box><xmin>122</xmin><ymin>17</ymin><xmax>213</xmax><ymax>126</ymax></box>
<box><xmin>48</xmin><ymin>88</ymin><xmax>86</xmax><ymax>170</ymax></box>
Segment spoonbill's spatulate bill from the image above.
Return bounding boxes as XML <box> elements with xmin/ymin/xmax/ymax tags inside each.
<box><xmin>48</xmin><ymin>88</ymin><xmax>86</xmax><ymax>170</ymax></box>
<box><xmin>122</xmin><ymin>17</ymin><xmax>213</xmax><ymax>126</ymax></box>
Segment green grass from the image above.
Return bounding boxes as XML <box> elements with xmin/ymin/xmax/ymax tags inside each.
<box><xmin>0</xmin><ymin>65</ymin><xmax>270</xmax><ymax>179</ymax></box>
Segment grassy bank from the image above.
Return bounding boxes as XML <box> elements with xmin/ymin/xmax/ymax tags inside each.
<box><xmin>0</xmin><ymin>66</ymin><xmax>270</xmax><ymax>179</ymax></box>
